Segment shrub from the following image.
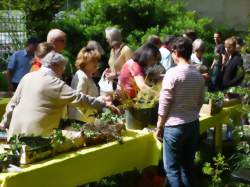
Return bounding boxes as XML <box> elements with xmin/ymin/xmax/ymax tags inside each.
<box><xmin>50</xmin><ymin>0</ymin><xmax>216</xmax><ymax>71</ymax></box>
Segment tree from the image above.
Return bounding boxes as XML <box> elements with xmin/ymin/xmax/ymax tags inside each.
<box><xmin>0</xmin><ymin>0</ymin><xmax>66</xmax><ymax>40</ymax></box>
<box><xmin>51</xmin><ymin>0</ymin><xmax>214</xmax><ymax>68</ymax></box>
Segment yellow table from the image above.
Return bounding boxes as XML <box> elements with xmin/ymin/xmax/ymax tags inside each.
<box><xmin>0</xmin><ymin>130</ymin><xmax>162</xmax><ymax>187</ymax></box>
<box><xmin>0</xmin><ymin>98</ymin><xmax>9</xmax><ymax>120</ymax></box>
<box><xmin>199</xmin><ymin>104</ymin><xmax>242</xmax><ymax>153</ymax></box>
<box><xmin>0</xmin><ymin>101</ymin><xmax>242</xmax><ymax>187</ymax></box>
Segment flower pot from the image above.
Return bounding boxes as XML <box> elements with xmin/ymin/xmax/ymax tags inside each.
<box><xmin>125</xmin><ymin>105</ymin><xmax>158</xmax><ymax>130</ymax></box>
<box><xmin>200</xmin><ymin>99</ymin><xmax>223</xmax><ymax>115</ymax></box>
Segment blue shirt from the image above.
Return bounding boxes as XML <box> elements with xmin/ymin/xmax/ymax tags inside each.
<box><xmin>8</xmin><ymin>49</ymin><xmax>34</xmax><ymax>84</ymax></box>
<box><xmin>159</xmin><ymin>47</ymin><xmax>174</xmax><ymax>71</ymax></box>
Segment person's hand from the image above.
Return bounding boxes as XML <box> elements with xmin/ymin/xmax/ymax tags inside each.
<box><xmin>222</xmin><ymin>53</ymin><xmax>229</xmax><ymax>66</ymax></box>
<box><xmin>0</xmin><ymin>123</ymin><xmax>7</xmax><ymax>131</ymax></box>
<box><xmin>105</xmin><ymin>72</ymin><xmax>117</xmax><ymax>81</ymax></box>
<box><xmin>202</xmin><ymin>73</ymin><xmax>210</xmax><ymax>81</ymax></box>
<box><xmin>102</xmin><ymin>93</ymin><xmax>113</xmax><ymax>106</ymax></box>
<box><xmin>106</xmin><ymin>104</ymin><xmax>121</xmax><ymax>115</ymax></box>
<box><xmin>104</xmin><ymin>69</ymin><xmax>117</xmax><ymax>81</ymax></box>
<box><xmin>155</xmin><ymin>126</ymin><xmax>164</xmax><ymax>142</ymax></box>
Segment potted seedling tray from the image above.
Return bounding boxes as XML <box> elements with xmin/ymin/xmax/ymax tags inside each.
<box><xmin>18</xmin><ymin>136</ymin><xmax>52</xmax><ymax>165</ymax></box>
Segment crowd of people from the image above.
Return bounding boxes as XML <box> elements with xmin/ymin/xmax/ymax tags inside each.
<box><xmin>0</xmin><ymin>27</ymin><xmax>247</xmax><ymax>187</ymax></box>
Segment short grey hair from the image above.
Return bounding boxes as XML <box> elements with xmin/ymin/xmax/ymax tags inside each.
<box><xmin>192</xmin><ymin>38</ymin><xmax>205</xmax><ymax>52</ymax></box>
<box><xmin>105</xmin><ymin>27</ymin><xmax>122</xmax><ymax>46</ymax></box>
<box><xmin>41</xmin><ymin>51</ymin><xmax>67</xmax><ymax>68</ymax></box>
<box><xmin>87</xmin><ymin>40</ymin><xmax>105</xmax><ymax>55</ymax></box>
<box><xmin>47</xmin><ymin>29</ymin><xmax>66</xmax><ymax>43</ymax></box>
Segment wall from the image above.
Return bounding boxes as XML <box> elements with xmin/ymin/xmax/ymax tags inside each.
<box><xmin>184</xmin><ymin>0</ymin><xmax>250</xmax><ymax>31</ymax></box>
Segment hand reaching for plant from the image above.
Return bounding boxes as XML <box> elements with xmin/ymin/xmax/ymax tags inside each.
<box><xmin>102</xmin><ymin>93</ymin><xmax>113</xmax><ymax>106</ymax></box>
<box><xmin>105</xmin><ymin>104</ymin><xmax>122</xmax><ymax>115</ymax></box>
<box><xmin>0</xmin><ymin>123</ymin><xmax>7</xmax><ymax>131</ymax></box>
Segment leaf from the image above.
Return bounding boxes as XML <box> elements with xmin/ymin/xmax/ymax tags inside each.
<box><xmin>202</xmin><ymin>162</ymin><xmax>214</xmax><ymax>175</ymax></box>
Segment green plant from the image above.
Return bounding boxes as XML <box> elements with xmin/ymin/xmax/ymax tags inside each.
<box><xmin>8</xmin><ymin>135</ymin><xmax>22</xmax><ymax>155</ymax></box>
<box><xmin>0</xmin><ymin>152</ymin><xmax>8</xmax><ymax>162</ymax></box>
<box><xmin>1</xmin><ymin>0</ymin><xmax>66</xmax><ymax>39</ymax></box>
<box><xmin>97</xmin><ymin>109</ymin><xmax>125</xmax><ymax>125</ymax></box>
<box><xmin>204</xmin><ymin>91</ymin><xmax>225</xmax><ymax>104</ymax></box>
<box><xmin>71</xmin><ymin>122</ymin><xmax>83</xmax><ymax>131</ymax></box>
<box><xmin>50</xmin><ymin>129</ymin><xmax>66</xmax><ymax>148</ymax></box>
<box><xmin>202</xmin><ymin>153</ymin><xmax>229</xmax><ymax>187</ymax></box>
<box><xmin>50</xmin><ymin>0</ymin><xmax>218</xmax><ymax>70</ymax></box>
<box><xmin>228</xmin><ymin>87</ymin><xmax>250</xmax><ymax>105</ymax></box>
<box><xmin>83</xmin><ymin>129</ymin><xmax>97</xmax><ymax>139</ymax></box>
<box><xmin>229</xmin><ymin>126</ymin><xmax>250</xmax><ymax>170</ymax></box>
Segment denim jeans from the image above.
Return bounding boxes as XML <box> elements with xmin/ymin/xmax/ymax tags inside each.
<box><xmin>163</xmin><ymin>120</ymin><xmax>200</xmax><ymax>187</ymax></box>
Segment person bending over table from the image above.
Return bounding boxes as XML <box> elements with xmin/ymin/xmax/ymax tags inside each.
<box><xmin>117</xmin><ymin>43</ymin><xmax>161</xmax><ymax>98</ymax></box>
<box><xmin>0</xmin><ymin>51</ymin><xmax>119</xmax><ymax>139</ymax></box>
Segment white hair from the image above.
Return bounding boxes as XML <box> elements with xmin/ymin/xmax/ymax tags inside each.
<box><xmin>41</xmin><ymin>51</ymin><xmax>67</xmax><ymax>68</ymax></box>
<box><xmin>192</xmin><ymin>38</ymin><xmax>205</xmax><ymax>52</ymax></box>
<box><xmin>105</xmin><ymin>27</ymin><xmax>122</xmax><ymax>46</ymax></box>
<box><xmin>47</xmin><ymin>29</ymin><xmax>66</xmax><ymax>43</ymax></box>
<box><xmin>87</xmin><ymin>40</ymin><xmax>105</xmax><ymax>55</ymax></box>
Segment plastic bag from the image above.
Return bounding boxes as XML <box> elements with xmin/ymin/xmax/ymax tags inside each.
<box><xmin>98</xmin><ymin>73</ymin><xmax>113</xmax><ymax>94</ymax></box>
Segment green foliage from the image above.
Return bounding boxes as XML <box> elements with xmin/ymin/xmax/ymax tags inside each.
<box><xmin>50</xmin><ymin>0</ymin><xmax>215</xmax><ymax>68</ymax></box>
<box><xmin>202</xmin><ymin>153</ymin><xmax>229</xmax><ymax>187</ymax></box>
<box><xmin>0</xmin><ymin>152</ymin><xmax>8</xmax><ymax>162</ymax></box>
<box><xmin>71</xmin><ymin>122</ymin><xmax>82</xmax><ymax>131</ymax></box>
<box><xmin>50</xmin><ymin>129</ymin><xmax>66</xmax><ymax>148</ymax></box>
<box><xmin>9</xmin><ymin>135</ymin><xmax>22</xmax><ymax>155</ymax></box>
<box><xmin>204</xmin><ymin>91</ymin><xmax>225</xmax><ymax>103</ymax></box>
<box><xmin>81</xmin><ymin>127</ymin><xmax>97</xmax><ymax>138</ymax></box>
<box><xmin>230</xmin><ymin>126</ymin><xmax>250</xmax><ymax>170</ymax></box>
<box><xmin>97</xmin><ymin>109</ymin><xmax>125</xmax><ymax>125</ymax></box>
<box><xmin>1</xmin><ymin>0</ymin><xmax>66</xmax><ymax>40</ymax></box>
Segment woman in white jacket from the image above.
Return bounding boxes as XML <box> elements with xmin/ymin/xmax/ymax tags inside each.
<box><xmin>68</xmin><ymin>47</ymin><xmax>101</xmax><ymax>122</ymax></box>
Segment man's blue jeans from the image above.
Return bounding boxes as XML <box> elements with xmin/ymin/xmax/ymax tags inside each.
<box><xmin>163</xmin><ymin>120</ymin><xmax>200</xmax><ymax>187</ymax></box>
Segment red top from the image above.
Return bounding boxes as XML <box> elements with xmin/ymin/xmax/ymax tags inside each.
<box><xmin>30</xmin><ymin>57</ymin><xmax>42</xmax><ymax>72</ymax></box>
<box><xmin>118</xmin><ymin>59</ymin><xmax>144</xmax><ymax>98</ymax></box>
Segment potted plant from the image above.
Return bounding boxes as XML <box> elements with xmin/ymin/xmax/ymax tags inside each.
<box><xmin>201</xmin><ymin>92</ymin><xmax>224</xmax><ymax>115</ymax></box>
<box><xmin>116</xmin><ymin>85</ymin><xmax>160</xmax><ymax>130</ymax></box>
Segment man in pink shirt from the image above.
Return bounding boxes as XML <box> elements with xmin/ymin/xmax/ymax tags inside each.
<box><xmin>156</xmin><ymin>37</ymin><xmax>204</xmax><ymax>187</ymax></box>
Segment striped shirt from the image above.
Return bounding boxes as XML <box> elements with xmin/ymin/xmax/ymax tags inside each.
<box><xmin>158</xmin><ymin>64</ymin><xmax>204</xmax><ymax>126</ymax></box>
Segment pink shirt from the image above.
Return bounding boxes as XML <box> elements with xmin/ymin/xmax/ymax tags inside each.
<box><xmin>158</xmin><ymin>64</ymin><xmax>204</xmax><ymax>126</ymax></box>
<box><xmin>118</xmin><ymin>59</ymin><xmax>144</xmax><ymax>98</ymax></box>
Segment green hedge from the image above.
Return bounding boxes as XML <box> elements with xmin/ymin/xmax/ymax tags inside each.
<box><xmin>49</xmin><ymin>0</ymin><xmax>244</xmax><ymax>74</ymax></box>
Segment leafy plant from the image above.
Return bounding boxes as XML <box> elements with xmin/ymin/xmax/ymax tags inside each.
<box><xmin>229</xmin><ymin>126</ymin><xmax>250</xmax><ymax>170</ymax></box>
<box><xmin>0</xmin><ymin>152</ymin><xmax>8</xmax><ymax>162</ymax></box>
<box><xmin>204</xmin><ymin>91</ymin><xmax>225</xmax><ymax>104</ymax></box>
<box><xmin>97</xmin><ymin>109</ymin><xmax>125</xmax><ymax>125</ymax></box>
<box><xmin>71</xmin><ymin>122</ymin><xmax>83</xmax><ymax>131</ymax></box>
<box><xmin>116</xmin><ymin>83</ymin><xmax>160</xmax><ymax>110</ymax></box>
<box><xmin>81</xmin><ymin>128</ymin><xmax>97</xmax><ymax>139</ymax></box>
<box><xmin>202</xmin><ymin>153</ymin><xmax>229</xmax><ymax>187</ymax></box>
<box><xmin>8</xmin><ymin>135</ymin><xmax>22</xmax><ymax>155</ymax></box>
<box><xmin>1</xmin><ymin>0</ymin><xmax>66</xmax><ymax>39</ymax></box>
<box><xmin>227</xmin><ymin>87</ymin><xmax>250</xmax><ymax>105</ymax></box>
<box><xmin>50</xmin><ymin>129</ymin><xmax>66</xmax><ymax>148</ymax></box>
<box><xmin>50</xmin><ymin>0</ymin><xmax>218</xmax><ymax>70</ymax></box>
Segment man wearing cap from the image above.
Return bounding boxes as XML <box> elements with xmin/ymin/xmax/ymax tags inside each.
<box><xmin>7</xmin><ymin>37</ymin><xmax>38</xmax><ymax>93</ymax></box>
